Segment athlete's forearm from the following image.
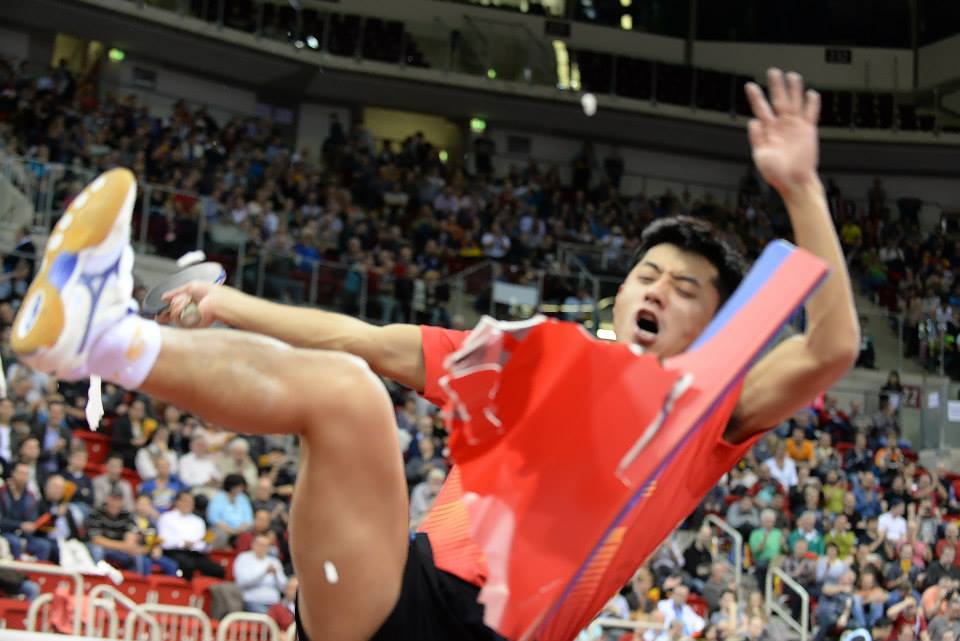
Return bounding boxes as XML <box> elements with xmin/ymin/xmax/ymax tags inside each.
<box><xmin>211</xmin><ymin>288</ymin><xmax>426</xmax><ymax>390</ymax></box>
<box><xmin>213</xmin><ymin>287</ymin><xmax>372</xmax><ymax>352</ymax></box>
<box><xmin>782</xmin><ymin>177</ymin><xmax>860</xmax><ymax>366</ymax></box>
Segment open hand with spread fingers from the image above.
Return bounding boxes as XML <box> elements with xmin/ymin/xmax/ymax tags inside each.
<box><xmin>744</xmin><ymin>68</ymin><xmax>821</xmax><ymax>197</ymax></box>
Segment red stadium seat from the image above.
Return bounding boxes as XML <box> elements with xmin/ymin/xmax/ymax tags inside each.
<box><xmin>118</xmin><ymin>572</ymin><xmax>151</xmax><ymax>602</ymax></box>
<box><xmin>82</xmin><ymin>572</ymin><xmax>115</xmax><ymax>593</ymax></box>
<box><xmin>74</xmin><ymin>430</ymin><xmax>112</xmax><ymax>465</ymax></box>
<box><xmin>149</xmin><ymin>575</ymin><xmax>193</xmax><ymax>606</ymax></box>
<box><xmin>84</xmin><ymin>463</ymin><xmax>105</xmax><ymax>479</ymax></box>
<box><xmin>209</xmin><ymin>550</ymin><xmax>238</xmax><ymax>581</ymax></box>
<box><xmin>121</xmin><ymin>467</ymin><xmax>142</xmax><ymax>488</ymax></box>
<box><xmin>687</xmin><ymin>594</ymin><xmax>708</xmax><ymax>619</ymax></box>
<box><xmin>25</xmin><ymin>564</ymin><xmax>61</xmax><ymax>594</ymax></box>
<box><xmin>0</xmin><ymin>598</ymin><xmax>29</xmax><ymax>630</ymax></box>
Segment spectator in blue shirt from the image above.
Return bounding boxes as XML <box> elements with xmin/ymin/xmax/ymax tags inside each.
<box><xmin>206</xmin><ymin>473</ymin><xmax>253</xmax><ymax>549</ymax></box>
<box><xmin>0</xmin><ymin>463</ymin><xmax>54</xmax><ymax>560</ymax></box>
<box><xmin>855</xmin><ymin>471</ymin><xmax>884</xmax><ymax>520</ymax></box>
<box><xmin>139</xmin><ymin>457</ymin><xmax>187</xmax><ymax>512</ymax></box>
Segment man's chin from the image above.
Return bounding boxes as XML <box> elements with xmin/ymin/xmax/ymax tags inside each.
<box><xmin>620</xmin><ymin>336</ymin><xmax>660</xmax><ymax>356</ymax></box>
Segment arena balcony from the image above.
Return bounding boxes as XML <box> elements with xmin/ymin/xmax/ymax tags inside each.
<box><xmin>3</xmin><ymin>0</ymin><xmax>960</xmax><ymax>176</ymax></box>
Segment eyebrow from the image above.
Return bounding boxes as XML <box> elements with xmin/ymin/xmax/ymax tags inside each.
<box><xmin>640</xmin><ymin>261</ymin><xmax>702</xmax><ymax>288</ymax></box>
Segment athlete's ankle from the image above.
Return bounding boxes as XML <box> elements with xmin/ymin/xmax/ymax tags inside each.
<box><xmin>88</xmin><ymin>314</ymin><xmax>162</xmax><ymax>389</ymax></box>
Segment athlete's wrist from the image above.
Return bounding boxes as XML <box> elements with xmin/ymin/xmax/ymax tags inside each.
<box><xmin>778</xmin><ymin>173</ymin><xmax>824</xmax><ymax>207</ymax></box>
<box><xmin>210</xmin><ymin>285</ymin><xmax>247</xmax><ymax>327</ymax></box>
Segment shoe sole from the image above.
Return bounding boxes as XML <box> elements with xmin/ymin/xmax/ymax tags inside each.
<box><xmin>12</xmin><ymin>168</ymin><xmax>136</xmax><ymax>361</ymax></box>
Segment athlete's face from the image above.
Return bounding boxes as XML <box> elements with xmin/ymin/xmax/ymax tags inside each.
<box><xmin>613</xmin><ymin>243</ymin><xmax>721</xmax><ymax>358</ymax></box>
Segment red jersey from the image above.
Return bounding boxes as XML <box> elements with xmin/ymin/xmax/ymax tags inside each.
<box><xmin>417</xmin><ymin>324</ymin><xmax>759</xmax><ymax>639</ymax></box>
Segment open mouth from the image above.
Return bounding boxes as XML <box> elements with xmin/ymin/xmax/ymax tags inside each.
<box><xmin>634</xmin><ymin>310</ymin><xmax>659</xmax><ymax>345</ymax></box>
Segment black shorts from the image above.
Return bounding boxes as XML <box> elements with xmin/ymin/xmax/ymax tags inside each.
<box><xmin>295</xmin><ymin>532</ymin><xmax>507</xmax><ymax>641</ymax></box>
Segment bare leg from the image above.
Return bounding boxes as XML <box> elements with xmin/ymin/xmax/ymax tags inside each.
<box><xmin>141</xmin><ymin>327</ymin><xmax>409</xmax><ymax>641</ymax></box>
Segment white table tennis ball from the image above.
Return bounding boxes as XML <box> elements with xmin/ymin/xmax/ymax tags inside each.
<box><xmin>581</xmin><ymin>92</ymin><xmax>597</xmax><ymax>117</ymax></box>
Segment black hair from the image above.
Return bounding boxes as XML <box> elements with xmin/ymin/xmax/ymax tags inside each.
<box><xmin>223</xmin><ymin>474</ymin><xmax>247</xmax><ymax>493</ymax></box>
<box><xmin>633</xmin><ymin>216</ymin><xmax>748</xmax><ymax>305</ymax></box>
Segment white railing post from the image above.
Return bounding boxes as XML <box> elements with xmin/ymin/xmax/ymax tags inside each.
<box><xmin>197</xmin><ymin>200</ymin><xmax>208</xmax><ymax>253</ymax></box>
<box><xmin>25</xmin><ymin>592</ymin><xmax>53</xmax><ymax>633</ymax></box>
<box><xmin>309</xmin><ymin>261</ymin><xmax>320</xmax><ymax>305</ymax></box>
<box><xmin>217</xmin><ymin>612</ymin><xmax>281</xmax><ymax>641</ymax></box>
<box><xmin>359</xmin><ymin>267</ymin><xmax>369</xmax><ymax>317</ymax></box>
<box><xmin>139</xmin><ymin>183</ymin><xmax>152</xmax><ymax>252</ymax></box>
<box><xmin>256</xmin><ymin>251</ymin><xmax>268</xmax><ymax>298</ymax></box>
<box><xmin>86</xmin><ymin>583</ymin><xmax>163</xmax><ymax>641</ymax></box>
<box><xmin>705</xmin><ymin>514</ymin><xmax>743</xmax><ymax>600</ymax></box>
<box><xmin>234</xmin><ymin>237</ymin><xmax>247</xmax><ymax>289</ymax></box>
<box><xmin>765</xmin><ymin>565</ymin><xmax>810</xmax><ymax>641</ymax></box>
<box><xmin>594</xmin><ymin>617</ymin><xmax>667</xmax><ymax>635</ymax></box>
<box><xmin>140</xmin><ymin>603</ymin><xmax>214</xmax><ymax>641</ymax></box>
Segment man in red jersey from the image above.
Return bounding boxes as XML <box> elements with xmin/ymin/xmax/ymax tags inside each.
<box><xmin>14</xmin><ymin>68</ymin><xmax>856</xmax><ymax>641</ymax></box>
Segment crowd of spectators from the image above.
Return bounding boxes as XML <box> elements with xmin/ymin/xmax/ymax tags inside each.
<box><xmin>3</xmin><ymin>53</ymin><xmax>960</xmax><ymax>641</ymax></box>
<box><xmin>581</xmin><ymin>387</ymin><xmax>960</xmax><ymax>641</ymax></box>
<box><xmin>835</xmin><ymin>177</ymin><xmax>960</xmax><ymax>380</ymax></box>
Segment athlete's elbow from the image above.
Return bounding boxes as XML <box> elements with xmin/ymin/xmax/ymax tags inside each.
<box><xmin>835</xmin><ymin>327</ymin><xmax>861</xmax><ymax>371</ymax></box>
<box><xmin>810</xmin><ymin>325</ymin><xmax>860</xmax><ymax>376</ymax></box>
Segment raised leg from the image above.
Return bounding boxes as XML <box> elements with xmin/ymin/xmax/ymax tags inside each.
<box><xmin>140</xmin><ymin>327</ymin><xmax>409</xmax><ymax>641</ymax></box>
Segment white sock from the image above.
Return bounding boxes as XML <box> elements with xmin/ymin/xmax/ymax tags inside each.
<box><xmin>88</xmin><ymin>314</ymin><xmax>163</xmax><ymax>389</ymax></box>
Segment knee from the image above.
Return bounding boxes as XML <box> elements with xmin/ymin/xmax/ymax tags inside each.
<box><xmin>20</xmin><ymin>580</ymin><xmax>40</xmax><ymax>600</ymax></box>
<box><xmin>2</xmin><ymin>535</ymin><xmax>18</xmax><ymax>555</ymax></box>
<box><xmin>304</xmin><ymin>352</ymin><xmax>392</xmax><ymax>422</ymax></box>
<box><xmin>34</xmin><ymin>539</ymin><xmax>53</xmax><ymax>558</ymax></box>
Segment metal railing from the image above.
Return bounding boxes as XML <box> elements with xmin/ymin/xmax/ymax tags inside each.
<box><xmin>0</xmin><ymin>154</ymin><xmax>97</xmax><ymax>231</ymax></box>
<box><xmin>245</xmin><ymin>249</ymin><xmax>368</xmax><ymax>317</ymax></box>
<box><xmin>86</xmin><ymin>582</ymin><xmax>163</xmax><ymax>641</ymax></box>
<box><xmin>0</xmin><ymin>632</ymin><xmax>122</xmax><ymax>641</ymax></box>
<box><xmin>140</xmin><ymin>603</ymin><xmax>214</xmax><ymax>641</ymax></box>
<box><xmin>137</xmin><ymin>182</ymin><xmax>211</xmax><ymax>256</ymax></box>
<box><xmin>705</xmin><ymin>514</ymin><xmax>743</xmax><ymax>601</ymax></box>
<box><xmin>216</xmin><ymin>612</ymin><xmax>282</xmax><ymax>641</ymax></box>
<box><xmin>557</xmin><ymin>241</ymin><xmax>635</xmax><ymax>278</ymax></box>
<box><xmin>594</xmin><ymin>616</ymin><xmax>667</xmax><ymax>635</ymax></box>
<box><xmin>0</xmin><ymin>154</ymin><xmax>209</xmax><ymax>255</ymax></box>
<box><xmin>0</xmin><ymin>560</ymin><xmax>84</xmax><ymax>636</ymax></box>
<box><xmin>765</xmin><ymin>565</ymin><xmax>810</xmax><ymax>641</ymax></box>
<box><xmin>25</xmin><ymin>593</ymin><xmax>54</xmax><ymax>634</ymax></box>
<box><xmin>855</xmin><ymin>307</ymin><xmax>905</xmax><ymax>374</ymax></box>
<box><xmin>439</xmin><ymin>258</ymin><xmax>497</xmax><ymax>322</ymax></box>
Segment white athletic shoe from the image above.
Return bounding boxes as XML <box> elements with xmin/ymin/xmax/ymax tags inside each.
<box><xmin>11</xmin><ymin>168</ymin><xmax>137</xmax><ymax>380</ymax></box>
